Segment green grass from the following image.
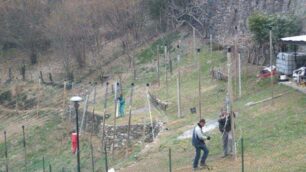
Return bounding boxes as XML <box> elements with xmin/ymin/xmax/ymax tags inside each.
<box><xmin>115</xmin><ymin>42</ymin><xmax>306</xmax><ymax>171</ymax></box>
<box><xmin>1</xmin><ymin>31</ymin><xmax>306</xmax><ymax>172</ymax></box>
<box><xmin>137</xmin><ymin>32</ymin><xmax>180</xmax><ymax>64</ymax></box>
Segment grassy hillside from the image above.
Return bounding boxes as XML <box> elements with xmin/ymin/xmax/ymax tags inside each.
<box><xmin>114</xmin><ymin>41</ymin><xmax>306</xmax><ymax>171</ymax></box>
<box><xmin>0</xmin><ymin>32</ymin><xmax>305</xmax><ymax>172</ymax></box>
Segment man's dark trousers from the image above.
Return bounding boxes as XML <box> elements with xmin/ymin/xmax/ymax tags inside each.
<box><xmin>193</xmin><ymin>143</ymin><xmax>209</xmax><ymax>168</ymax></box>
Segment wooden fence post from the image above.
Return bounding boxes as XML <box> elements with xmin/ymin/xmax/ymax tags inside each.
<box><xmin>157</xmin><ymin>47</ymin><xmax>160</xmax><ymax>87</ymax></box>
<box><xmin>22</xmin><ymin>125</ymin><xmax>27</xmax><ymax>172</ymax></box>
<box><xmin>177</xmin><ymin>70</ymin><xmax>181</xmax><ymax>118</ymax></box>
<box><xmin>4</xmin><ymin>131</ymin><xmax>8</xmax><ymax>172</ymax></box>
<box><xmin>101</xmin><ymin>82</ymin><xmax>109</xmax><ymax>156</ymax></box>
<box><xmin>169</xmin><ymin>148</ymin><xmax>172</xmax><ymax>172</ymax></box>
<box><xmin>241</xmin><ymin>137</ymin><xmax>244</xmax><ymax>172</ymax></box>
<box><xmin>42</xmin><ymin>156</ymin><xmax>45</xmax><ymax>172</ymax></box>
<box><xmin>146</xmin><ymin>83</ymin><xmax>155</xmax><ymax>141</ymax></box>
<box><xmin>197</xmin><ymin>48</ymin><xmax>202</xmax><ymax>119</ymax></box>
<box><xmin>104</xmin><ymin>145</ymin><xmax>108</xmax><ymax>172</ymax></box>
<box><xmin>80</xmin><ymin>95</ymin><xmax>89</xmax><ymax>132</ymax></box>
<box><xmin>127</xmin><ymin>83</ymin><xmax>135</xmax><ymax>147</ymax></box>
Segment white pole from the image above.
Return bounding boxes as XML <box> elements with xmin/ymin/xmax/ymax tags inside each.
<box><xmin>238</xmin><ymin>53</ymin><xmax>242</xmax><ymax>98</ymax></box>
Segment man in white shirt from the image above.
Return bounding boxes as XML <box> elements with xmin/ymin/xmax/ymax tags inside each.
<box><xmin>192</xmin><ymin>119</ymin><xmax>210</xmax><ymax>170</ymax></box>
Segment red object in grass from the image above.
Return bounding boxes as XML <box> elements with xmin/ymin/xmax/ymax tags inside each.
<box><xmin>257</xmin><ymin>66</ymin><xmax>277</xmax><ymax>78</ymax></box>
<box><xmin>71</xmin><ymin>132</ymin><xmax>78</xmax><ymax>154</ymax></box>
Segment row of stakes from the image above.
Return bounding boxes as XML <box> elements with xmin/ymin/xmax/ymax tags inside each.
<box><xmin>2</xmin><ymin>126</ymin><xmax>110</xmax><ymax>172</ymax></box>
<box><xmin>2</xmin><ymin>83</ymin><xmax>245</xmax><ymax>172</ymax></box>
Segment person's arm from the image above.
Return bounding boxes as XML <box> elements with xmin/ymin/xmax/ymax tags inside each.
<box><xmin>195</xmin><ymin>126</ymin><xmax>208</xmax><ymax>140</ymax></box>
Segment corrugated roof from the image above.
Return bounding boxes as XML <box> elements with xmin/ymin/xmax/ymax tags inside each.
<box><xmin>281</xmin><ymin>35</ymin><xmax>306</xmax><ymax>45</ymax></box>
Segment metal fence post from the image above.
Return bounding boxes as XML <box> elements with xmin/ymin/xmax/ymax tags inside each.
<box><xmin>22</xmin><ymin>125</ymin><xmax>27</xmax><ymax>172</ymax></box>
<box><xmin>241</xmin><ymin>137</ymin><xmax>244</xmax><ymax>172</ymax></box>
<box><xmin>90</xmin><ymin>144</ymin><xmax>95</xmax><ymax>172</ymax></box>
<box><xmin>169</xmin><ymin>148</ymin><xmax>172</xmax><ymax>172</ymax></box>
<box><xmin>4</xmin><ymin>131</ymin><xmax>9</xmax><ymax>172</ymax></box>
<box><xmin>43</xmin><ymin>156</ymin><xmax>45</xmax><ymax>172</ymax></box>
<box><xmin>104</xmin><ymin>145</ymin><xmax>108</xmax><ymax>172</ymax></box>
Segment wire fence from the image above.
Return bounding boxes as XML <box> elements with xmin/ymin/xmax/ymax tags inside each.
<box><xmin>1</xmin><ymin>38</ymin><xmax>305</xmax><ymax>172</ymax></box>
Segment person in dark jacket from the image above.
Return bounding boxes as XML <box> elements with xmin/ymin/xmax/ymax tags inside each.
<box><xmin>218</xmin><ymin>109</ymin><xmax>235</xmax><ymax>157</ymax></box>
<box><xmin>192</xmin><ymin>119</ymin><xmax>210</xmax><ymax>170</ymax></box>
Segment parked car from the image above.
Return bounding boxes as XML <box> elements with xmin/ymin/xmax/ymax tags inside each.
<box><xmin>292</xmin><ymin>67</ymin><xmax>306</xmax><ymax>82</ymax></box>
<box><xmin>257</xmin><ymin>66</ymin><xmax>276</xmax><ymax>79</ymax></box>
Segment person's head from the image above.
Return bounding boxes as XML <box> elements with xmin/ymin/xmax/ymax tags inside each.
<box><xmin>198</xmin><ymin>119</ymin><xmax>206</xmax><ymax>127</ymax></box>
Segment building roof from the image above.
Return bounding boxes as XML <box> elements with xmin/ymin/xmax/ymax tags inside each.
<box><xmin>281</xmin><ymin>35</ymin><xmax>306</xmax><ymax>45</ymax></box>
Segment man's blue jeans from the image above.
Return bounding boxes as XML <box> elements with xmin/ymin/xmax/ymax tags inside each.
<box><xmin>193</xmin><ymin>143</ymin><xmax>209</xmax><ymax>168</ymax></box>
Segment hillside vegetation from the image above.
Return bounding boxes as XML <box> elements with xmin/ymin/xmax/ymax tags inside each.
<box><xmin>0</xmin><ymin>0</ymin><xmax>306</xmax><ymax>172</ymax></box>
<box><xmin>0</xmin><ymin>30</ymin><xmax>305</xmax><ymax>172</ymax></box>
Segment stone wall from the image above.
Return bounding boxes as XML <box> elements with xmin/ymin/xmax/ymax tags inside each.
<box><xmin>102</xmin><ymin>122</ymin><xmax>163</xmax><ymax>150</ymax></box>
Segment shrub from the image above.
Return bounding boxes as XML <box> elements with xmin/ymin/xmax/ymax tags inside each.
<box><xmin>0</xmin><ymin>91</ymin><xmax>12</xmax><ymax>103</ymax></box>
<box><xmin>248</xmin><ymin>12</ymin><xmax>302</xmax><ymax>44</ymax></box>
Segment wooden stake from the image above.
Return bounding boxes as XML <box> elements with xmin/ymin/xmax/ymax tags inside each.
<box><xmin>80</xmin><ymin>95</ymin><xmax>89</xmax><ymax>132</ymax></box>
<box><xmin>197</xmin><ymin>49</ymin><xmax>202</xmax><ymax>119</ymax></box>
<box><xmin>227</xmin><ymin>48</ymin><xmax>236</xmax><ymax>158</ymax></box>
<box><xmin>227</xmin><ymin>48</ymin><xmax>233</xmax><ymax>101</ymax></box>
<box><xmin>164</xmin><ymin>46</ymin><xmax>169</xmax><ymax>99</ymax></box>
<box><xmin>238</xmin><ymin>53</ymin><xmax>242</xmax><ymax>98</ymax></box>
<box><xmin>127</xmin><ymin>83</ymin><xmax>135</xmax><ymax>147</ymax></box>
<box><xmin>142</xmin><ymin>117</ymin><xmax>146</xmax><ymax>148</ymax></box>
<box><xmin>157</xmin><ymin>47</ymin><xmax>160</xmax><ymax>87</ymax></box>
<box><xmin>270</xmin><ymin>30</ymin><xmax>274</xmax><ymax>105</ymax></box>
<box><xmin>49</xmin><ymin>164</ymin><xmax>52</xmax><ymax>172</ymax></box>
<box><xmin>104</xmin><ymin>145</ymin><xmax>108</xmax><ymax>172</ymax></box>
<box><xmin>112</xmin><ymin>82</ymin><xmax>119</xmax><ymax>157</ymax></box>
<box><xmin>90</xmin><ymin>107</ymin><xmax>95</xmax><ymax>172</ymax></box>
<box><xmin>193</xmin><ymin>27</ymin><xmax>196</xmax><ymax>63</ymax></box>
<box><xmin>210</xmin><ymin>34</ymin><xmax>213</xmax><ymax>59</ymax></box>
<box><xmin>22</xmin><ymin>125</ymin><xmax>27</xmax><ymax>172</ymax></box>
<box><xmin>90</xmin><ymin>144</ymin><xmax>95</xmax><ymax>172</ymax></box>
<box><xmin>241</xmin><ymin>138</ymin><xmax>244</xmax><ymax>172</ymax></box>
<box><xmin>176</xmin><ymin>70</ymin><xmax>181</xmax><ymax>118</ymax></box>
<box><xmin>234</xmin><ymin>27</ymin><xmax>238</xmax><ymax>99</ymax></box>
<box><xmin>36</xmin><ymin>78</ymin><xmax>41</xmax><ymax>117</ymax></box>
<box><xmin>63</xmin><ymin>80</ymin><xmax>67</xmax><ymax>117</ymax></box>
<box><xmin>101</xmin><ymin>82</ymin><xmax>109</xmax><ymax>154</ymax></box>
<box><xmin>169</xmin><ymin>52</ymin><xmax>173</xmax><ymax>75</ymax></box>
<box><xmin>146</xmin><ymin>83</ymin><xmax>155</xmax><ymax>141</ymax></box>
<box><xmin>4</xmin><ymin>131</ymin><xmax>8</xmax><ymax>172</ymax></box>
<box><xmin>168</xmin><ymin>148</ymin><xmax>172</xmax><ymax>172</ymax></box>
<box><xmin>42</xmin><ymin>156</ymin><xmax>45</xmax><ymax>172</ymax></box>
